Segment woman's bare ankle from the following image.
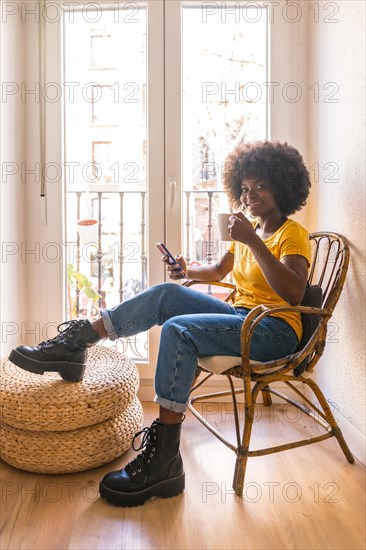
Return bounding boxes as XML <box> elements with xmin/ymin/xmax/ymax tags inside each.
<box><xmin>91</xmin><ymin>318</ymin><xmax>108</xmax><ymax>339</ymax></box>
<box><xmin>159</xmin><ymin>406</ymin><xmax>184</xmax><ymax>425</ymax></box>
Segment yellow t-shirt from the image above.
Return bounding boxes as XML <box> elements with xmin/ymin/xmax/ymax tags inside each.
<box><xmin>228</xmin><ymin>219</ymin><xmax>311</xmax><ymax>342</ymax></box>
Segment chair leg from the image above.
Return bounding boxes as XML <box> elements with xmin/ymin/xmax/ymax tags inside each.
<box><xmin>261</xmin><ymin>384</ymin><xmax>272</xmax><ymax>406</ymax></box>
<box><xmin>232</xmin><ymin>403</ymin><xmax>255</xmax><ymax>496</ymax></box>
<box><xmin>190</xmin><ymin>368</ymin><xmax>202</xmax><ymax>392</ymax></box>
<box><xmin>304</xmin><ymin>378</ymin><xmax>354</xmax><ymax>463</ymax></box>
<box><xmin>233</xmin><ymin>456</ymin><xmax>248</xmax><ymax>497</ymax></box>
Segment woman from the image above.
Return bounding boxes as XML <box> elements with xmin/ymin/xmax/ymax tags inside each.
<box><xmin>9</xmin><ymin>141</ymin><xmax>311</xmax><ymax>507</ymax></box>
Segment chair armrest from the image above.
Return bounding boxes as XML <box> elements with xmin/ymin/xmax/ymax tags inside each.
<box><xmin>183</xmin><ymin>281</ymin><xmax>330</xmax><ymax>377</ymax></box>
<box><xmin>239</xmin><ymin>304</ymin><xmax>331</xmax><ymax>377</ymax></box>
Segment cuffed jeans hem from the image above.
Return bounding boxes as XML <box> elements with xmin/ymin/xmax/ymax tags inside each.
<box><xmin>100</xmin><ymin>309</ymin><xmax>118</xmax><ymax>341</ymax></box>
<box><xmin>153</xmin><ymin>395</ymin><xmax>187</xmax><ymax>413</ymax></box>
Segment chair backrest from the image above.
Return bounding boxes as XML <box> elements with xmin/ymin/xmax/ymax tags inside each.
<box><xmin>308</xmin><ymin>232</ymin><xmax>350</xmax><ymax>313</ymax></box>
<box><xmin>293</xmin><ymin>232</ymin><xmax>349</xmax><ymax>376</ymax></box>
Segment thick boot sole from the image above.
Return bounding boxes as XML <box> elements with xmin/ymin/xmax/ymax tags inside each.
<box><xmin>8</xmin><ymin>349</ymin><xmax>86</xmax><ymax>382</ymax></box>
<box><xmin>99</xmin><ymin>473</ymin><xmax>185</xmax><ymax>507</ymax></box>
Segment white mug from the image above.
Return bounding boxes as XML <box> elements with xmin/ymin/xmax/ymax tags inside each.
<box><xmin>217</xmin><ymin>213</ymin><xmax>233</xmax><ymax>241</ymax></box>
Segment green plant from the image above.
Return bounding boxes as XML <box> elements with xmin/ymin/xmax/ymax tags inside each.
<box><xmin>67</xmin><ymin>263</ymin><xmax>101</xmax><ymax>318</ymax></box>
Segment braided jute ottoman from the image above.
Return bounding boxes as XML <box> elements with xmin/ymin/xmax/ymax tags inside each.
<box><xmin>0</xmin><ymin>346</ymin><xmax>144</xmax><ymax>474</ymax></box>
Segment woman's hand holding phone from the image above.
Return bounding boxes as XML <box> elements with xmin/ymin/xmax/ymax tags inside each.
<box><xmin>165</xmin><ymin>254</ymin><xmax>187</xmax><ymax>280</ymax></box>
<box><xmin>156</xmin><ymin>243</ymin><xmax>187</xmax><ymax>280</ymax></box>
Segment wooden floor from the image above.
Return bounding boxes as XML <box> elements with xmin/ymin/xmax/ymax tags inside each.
<box><xmin>1</xmin><ymin>401</ymin><xmax>365</xmax><ymax>550</ymax></box>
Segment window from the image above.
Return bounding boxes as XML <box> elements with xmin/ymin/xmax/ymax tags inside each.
<box><xmin>181</xmin><ymin>4</ymin><xmax>267</xmax><ymax>264</ymax></box>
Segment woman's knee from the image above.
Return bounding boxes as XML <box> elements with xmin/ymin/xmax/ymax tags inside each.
<box><xmin>150</xmin><ymin>282</ymin><xmax>189</xmax><ymax>304</ymax></box>
<box><xmin>160</xmin><ymin>315</ymin><xmax>184</xmax><ymax>337</ymax></box>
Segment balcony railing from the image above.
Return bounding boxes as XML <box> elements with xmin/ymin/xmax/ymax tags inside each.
<box><xmin>67</xmin><ymin>188</ymin><xmax>231</xmax><ymax>320</ymax></box>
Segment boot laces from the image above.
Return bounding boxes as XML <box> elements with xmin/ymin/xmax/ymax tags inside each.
<box><xmin>39</xmin><ymin>320</ymin><xmax>86</xmax><ymax>349</ymax></box>
<box><xmin>126</xmin><ymin>425</ymin><xmax>157</xmax><ymax>476</ymax></box>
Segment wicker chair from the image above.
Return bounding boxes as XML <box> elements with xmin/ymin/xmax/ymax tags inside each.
<box><xmin>185</xmin><ymin>232</ymin><xmax>354</xmax><ymax>496</ymax></box>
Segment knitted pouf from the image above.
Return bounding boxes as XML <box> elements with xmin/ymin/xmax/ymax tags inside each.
<box><xmin>0</xmin><ymin>397</ymin><xmax>144</xmax><ymax>474</ymax></box>
<box><xmin>0</xmin><ymin>346</ymin><xmax>144</xmax><ymax>473</ymax></box>
<box><xmin>0</xmin><ymin>346</ymin><xmax>140</xmax><ymax>432</ymax></box>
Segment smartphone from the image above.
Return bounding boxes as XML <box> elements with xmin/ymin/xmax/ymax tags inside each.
<box><xmin>156</xmin><ymin>243</ymin><xmax>186</xmax><ymax>276</ymax></box>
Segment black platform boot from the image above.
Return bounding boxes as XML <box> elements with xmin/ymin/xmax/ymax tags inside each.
<box><xmin>8</xmin><ymin>320</ymin><xmax>101</xmax><ymax>382</ymax></box>
<box><xmin>99</xmin><ymin>419</ymin><xmax>185</xmax><ymax>507</ymax></box>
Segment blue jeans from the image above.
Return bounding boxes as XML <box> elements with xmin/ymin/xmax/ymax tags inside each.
<box><xmin>101</xmin><ymin>283</ymin><xmax>298</xmax><ymax>413</ymax></box>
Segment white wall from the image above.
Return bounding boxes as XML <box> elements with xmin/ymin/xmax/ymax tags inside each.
<box><xmin>307</xmin><ymin>1</ymin><xmax>366</xmax><ymax>459</ymax></box>
<box><xmin>0</xmin><ymin>12</ymin><xmax>27</xmax><ymax>357</ymax></box>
